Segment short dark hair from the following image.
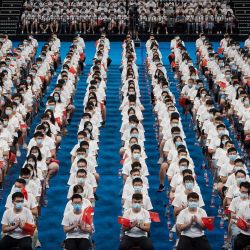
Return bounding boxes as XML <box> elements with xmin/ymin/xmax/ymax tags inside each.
<box><xmin>183</xmin><ymin>175</ymin><xmax>194</xmax><ymax>183</ymax></box>
<box><xmin>76</xmin><ymin>169</ymin><xmax>87</xmax><ymax>175</ymax></box>
<box><xmin>131</xmin><ymin>144</ymin><xmax>141</xmax><ymax>152</ymax></box>
<box><xmin>228</xmin><ymin>147</ymin><xmax>237</xmax><ymax>154</ymax></box>
<box><xmin>132</xmin><ymin>193</ymin><xmax>143</xmax><ymax>201</ymax></box>
<box><xmin>130</xmin><ymin>168</ymin><xmax>140</xmax><ymax>175</ymax></box>
<box><xmin>131</xmin><ymin>162</ymin><xmax>141</xmax><ymax>169</ymax></box>
<box><xmin>239</xmin><ymin>181</ymin><xmax>250</xmax><ymax>192</ymax></box>
<box><xmin>15</xmin><ymin>178</ymin><xmax>26</xmax><ymax>186</ymax></box>
<box><xmin>71</xmin><ymin>193</ymin><xmax>83</xmax><ymax>201</ymax></box>
<box><xmin>235</xmin><ymin>169</ymin><xmax>246</xmax><ymax>176</ymax></box>
<box><xmin>182</xmin><ymin>169</ymin><xmax>193</xmax><ymax>176</ymax></box>
<box><xmin>20</xmin><ymin>168</ymin><xmax>31</xmax><ymax>176</ymax></box>
<box><xmin>187</xmin><ymin>192</ymin><xmax>199</xmax><ymax>200</ymax></box>
<box><xmin>73</xmin><ymin>185</ymin><xmax>83</xmax><ymax>194</ymax></box>
<box><xmin>132</xmin><ymin>177</ymin><xmax>143</xmax><ymax>185</ymax></box>
<box><xmin>12</xmin><ymin>192</ymin><xmax>24</xmax><ymax>201</ymax></box>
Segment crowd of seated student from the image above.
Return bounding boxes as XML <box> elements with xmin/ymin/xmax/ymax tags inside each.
<box><xmin>165</xmin><ymin>34</ymin><xmax>250</xmax><ymax>249</ymax></box>
<box><xmin>0</xmin><ymin>33</ymin><xmax>88</xmax><ymax>249</ymax></box>
<box><xmin>61</xmin><ymin>33</ymin><xmax>110</xmax><ymax>250</ymax></box>
<box><xmin>146</xmin><ymin>34</ymin><xmax>214</xmax><ymax>250</ymax></box>
<box><xmin>20</xmin><ymin>0</ymin><xmax>237</xmax><ymax>35</ymax></box>
<box><xmin>118</xmin><ymin>34</ymin><xmax>154</xmax><ymax>250</ymax></box>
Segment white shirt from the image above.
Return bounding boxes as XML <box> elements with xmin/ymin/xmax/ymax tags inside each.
<box><xmin>172</xmin><ymin>191</ymin><xmax>205</xmax><ymax>208</ymax></box>
<box><xmin>62</xmin><ymin>210</ymin><xmax>90</xmax><ymax>239</ymax></box>
<box><xmin>177</xmin><ymin>207</ymin><xmax>207</xmax><ymax>238</ymax></box>
<box><xmin>123</xmin><ymin>208</ymin><xmax>151</xmax><ymax>238</ymax></box>
<box><xmin>67</xmin><ymin>183</ymin><xmax>94</xmax><ymax>200</ymax></box>
<box><xmin>63</xmin><ymin>199</ymin><xmax>92</xmax><ymax>216</ymax></box>
<box><xmin>1</xmin><ymin>207</ymin><xmax>34</xmax><ymax>239</ymax></box>
<box><xmin>237</xmin><ymin>203</ymin><xmax>250</xmax><ymax>235</ymax></box>
<box><xmin>123</xmin><ymin>194</ymin><xmax>153</xmax><ymax>211</ymax></box>
<box><xmin>5</xmin><ymin>191</ymin><xmax>38</xmax><ymax>210</ymax></box>
<box><xmin>229</xmin><ymin>197</ymin><xmax>249</xmax><ymax>216</ymax></box>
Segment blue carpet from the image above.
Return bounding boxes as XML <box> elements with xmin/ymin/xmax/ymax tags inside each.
<box><xmin>0</xmin><ymin>41</ymin><xmax>245</xmax><ymax>250</ymax></box>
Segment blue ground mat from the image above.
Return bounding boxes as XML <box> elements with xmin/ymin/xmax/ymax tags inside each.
<box><xmin>0</xmin><ymin>41</ymin><xmax>244</xmax><ymax>250</ymax></box>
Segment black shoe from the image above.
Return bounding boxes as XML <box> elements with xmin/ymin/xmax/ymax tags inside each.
<box><xmin>157</xmin><ymin>184</ymin><xmax>165</xmax><ymax>192</ymax></box>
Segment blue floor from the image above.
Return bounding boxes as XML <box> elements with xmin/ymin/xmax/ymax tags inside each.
<box><xmin>0</xmin><ymin>41</ymin><xmax>243</xmax><ymax>250</ymax></box>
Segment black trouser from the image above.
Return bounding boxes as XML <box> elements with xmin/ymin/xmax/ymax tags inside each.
<box><xmin>0</xmin><ymin>235</ymin><xmax>32</xmax><ymax>250</ymax></box>
<box><xmin>118</xmin><ymin>235</ymin><xmax>154</xmax><ymax>250</ymax></box>
<box><xmin>65</xmin><ymin>238</ymin><xmax>90</xmax><ymax>250</ymax></box>
<box><xmin>177</xmin><ymin>235</ymin><xmax>211</xmax><ymax>250</ymax></box>
<box><xmin>234</xmin><ymin>233</ymin><xmax>250</xmax><ymax>250</ymax></box>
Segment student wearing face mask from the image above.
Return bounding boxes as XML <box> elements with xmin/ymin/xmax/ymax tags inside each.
<box><xmin>69</xmin><ymin>158</ymin><xmax>96</xmax><ymax>177</ymax></box>
<box><xmin>167</xmin><ymin>157</ymin><xmax>193</xmax><ymax>183</ymax></box>
<box><xmin>170</xmin><ymin>169</ymin><xmax>194</xmax><ymax>199</ymax></box>
<box><xmin>122</xmin><ymin>140</ymin><xmax>147</xmax><ymax>166</ymax></box>
<box><xmin>124</xmin><ymin>169</ymin><xmax>149</xmax><ymax>191</ymax></box>
<box><xmin>176</xmin><ymin>192</ymin><xmax>211</xmax><ymax>250</ymax></box>
<box><xmin>71</xmin><ymin>147</ymin><xmax>97</xmax><ymax>172</ymax></box>
<box><xmin>172</xmin><ymin>175</ymin><xmax>204</xmax><ymax>217</ymax></box>
<box><xmin>227</xmin><ymin>181</ymin><xmax>250</xmax><ymax>243</ymax></box>
<box><xmin>233</xmin><ymin>189</ymin><xmax>250</xmax><ymax>250</ymax></box>
<box><xmin>122</xmin><ymin>124</ymin><xmax>145</xmax><ymax>144</ymax></box>
<box><xmin>29</xmin><ymin>146</ymin><xmax>48</xmax><ymax>177</ymax></box>
<box><xmin>5</xmin><ymin>178</ymin><xmax>38</xmax><ymax>217</ymax></box>
<box><xmin>62</xmin><ymin>194</ymin><xmax>93</xmax><ymax>250</ymax></box>
<box><xmin>64</xmin><ymin>185</ymin><xmax>92</xmax><ymax>215</ymax></box>
<box><xmin>67</xmin><ymin>169</ymin><xmax>94</xmax><ymax>203</ymax></box>
<box><xmin>122</xmin><ymin>144</ymin><xmax>149</xmax><ymax>181</ymax></box>
<box><xmin>119</xmin><ymin>193</ymin><xmax>154</xmax><ymax>250</ymax></box>
<box><xmin>224</xmin><ymin>170</ymin><xmax>247</xmax><ymax>209</ymax></box>
<box><xmin>207</xmin><ymin>123</ymin><xmax>229</xmax><ymax>154</ymax></box>
<box><xmin>122</xmin><ymin>177</ymin><xmax>148</xmax><ymax>204</ymax></box>
<box><xmin>218</xmin><ymin>147</ymin><xmax>239</xmax><ymax>185</ymax></box>
<box><xmin>71</xmin><ymin>131</ymin><xmax>96</xmax><ymax>158</ymax></box>
<box><xmin>68</xmin><ymin>158</ymin><xmax>98</xmax><ymax>194</ymax></box>
<box><xmin>18</xmin><ymin>167</ymin><xmax>40</xmax><ymax>202</ymax></box>
<box><xmin>224</xmin><ymin>159</ymin><xmax>249</xmax><ymax>188</ymax></box>
<box><xmin>0</xmin><ymin>192</ymin><xmax>35</xmax><ymax>250</ymax></box>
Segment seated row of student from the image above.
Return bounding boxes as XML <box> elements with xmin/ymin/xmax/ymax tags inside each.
<box><xmin>119</xmin><ymin>36</ymin><xmax>154</xmax><ymax>250</ymax></box>
<box><xmin>61</xmin><ymin>35</ymin><xmax>110</xmax><ymax>250</ymax></box>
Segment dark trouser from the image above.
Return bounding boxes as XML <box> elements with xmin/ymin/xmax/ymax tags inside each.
<box><xmin>234</xmin><ymin>233</ymin><xmax>250</xmax><ymax>250</ymax></box>
<box><xmin>118</xmin><ymin>235</ymin><xmax>154</xmax><ymax>250</ymax></box>
<box><xmin>65</xmin><ymin>238</ymin><xmax>90</xmax><ymax>250</ymax></box>
<box><xmin>177</xmin><ymin>235</ymin><xmax>211</xmax><ymax>250</ymax></box>
<box><xmin>0</xmin><ymin>235</ymin><xmax>32</xmax><ymax>250</ymax></box>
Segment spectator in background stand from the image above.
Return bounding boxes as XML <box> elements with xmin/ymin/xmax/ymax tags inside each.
<box><xmin>195</xmin><ymin>11</ymin><xmax>204</xmax><ymax>34</ymax></box>
<box><xmin>225</xmin><ymin>12</ymin><xmax>234</xmax><ymax>34</ymax></box>
<box><xmin>215</xmin><ymin>11</ymin><xmax>225</xmax><ymax>34</ymax></box>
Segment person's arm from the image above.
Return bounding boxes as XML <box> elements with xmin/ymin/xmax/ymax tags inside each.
<box><xmin>174</xmin><ymin>205</ymin><xmax>185</xmax><ymax>218</ymax></box>
<box><xmin>79</xmin><ymin>222</ymin><xmax>92</xmax><ymax>233</ymax></box>
<box><xmin>177</xmin><ymin>217</ymin><xmax>193</xmax><ymax>232</ymax></box>
<box><xmin>136</xmin><ymin>222</ymin><xmax>150</xmax><ymax>233</ymax></box>
<box><xmin>31</xmin><ymin>206</ymin><xmax>38</xmax><ymax>217</ymax></box>
<box><xmin>193</xmin><ymin>215</ymin><xmax>206</xmax><ymax>230</ymax></box>
<box><xmin>122</xmin><ymin>220</ymin><xmax>138</xmax><ymax>232</ymax></box>
<box><xmin>2</xmin><ymin>221</ymin><xmax>20</xmax><ymax>233</ymax></box>
<box><xmin>64</xmin><ymin>222</ymin><xmax>78</xmax><ymax>233</ymax></box>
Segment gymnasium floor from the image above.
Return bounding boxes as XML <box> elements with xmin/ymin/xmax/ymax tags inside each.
<box><xmin>0</xmin><ymin>41</ymin><xmax>244</xmax><ymax>250</ymax></box>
